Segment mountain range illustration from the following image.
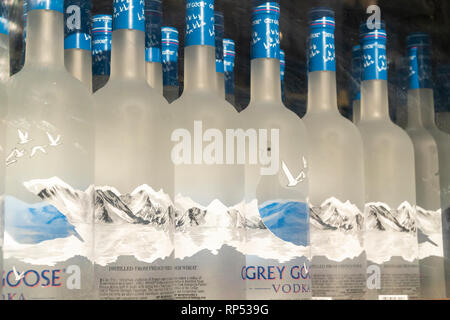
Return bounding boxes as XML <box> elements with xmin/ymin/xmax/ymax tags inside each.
<box><xmin>365</xmin><ymin>202</ymin><xmax>416</xmax><ymax>233</ymax></box>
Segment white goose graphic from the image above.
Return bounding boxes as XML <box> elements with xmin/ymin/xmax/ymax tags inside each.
<box><xmin>18</xmin><ymin>129</ymin><xmax>32</xmax><ymax>144</ymax></box>
<box><xmin>282</xmin><ymin>161</ymin><xmax>306</xmax><ymax>187</ymax></box>
<box><xmin>46</xmin><ymin>132</ymin><xmax>62</xmax><ymax>146</ymax></box>
<box><xmin>30</xmin><ymin>146</ymin><xmax>47</xmax><ymax>158</ymax></box>
<box><xmin>13</xmin><ymin>266</ymin><xmax>25</xmax><ymax>281</ymax></box>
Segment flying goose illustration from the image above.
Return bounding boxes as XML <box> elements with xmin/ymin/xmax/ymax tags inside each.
<box><xmin>282</xmin><ymin>161</ymin><xmax>306</xmax><ymax>187</ymax></box>
<box><xmin>30</xmin><ymin>146</ymin><xmax>47</xmax><ymax>158</ymax></box>
<box><xmin>46</xmin><ymin>132</ymin><xmax>62</xmax><ymax>146</ymax></box>
<box><xmin>18</xmin><ymin>129</ymin><xmax>32</xmax><ymax>144</ymax></box>
<box><xmin>13</xmin><ymin>266</ymin><xmax>25</xmax><ymax>281</ymax></box>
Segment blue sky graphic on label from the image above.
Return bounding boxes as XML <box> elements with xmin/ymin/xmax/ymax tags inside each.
<box><xmin>251</xmin><ymin>2</ymin><xmax>280</xmax><ymax>59</ymax></box>
<box><xmin>259</xmin><ymin>200</ymin><xmax>309</xmax><ymax>246</ymax></box>
<box><xmin>185</xmin><ymin>0</ymin><xmax>215</xmax><ymax>47</ymax></box>
<box><xmin>145</xmin><ymin>0</ymin><xmax>162</xmax><ymax>63</ymax></box>
<box><xmin>29</xmin><ymin>0</ymin><xmax>64</xmax><ymax>13</ymax></box>
<box><xmin>113</xmin><ymin>0</ymin><xmax>145</xmax><ymax>32</ymax></box>
<box><xmin>361</xmin><ymin>28</ymin><xmax>388</xmax><ymax>81</ymax></box>
<box><xmin>4</xmin><ymin>196</ymin><xmax>81</xmax><ymax>244</ymax></box>
<box><xmin>64</xmin><ymin>0</ymin><xmax>92</xmax><ymax>50</ymax></box>
<box><xmin>308</xmin><ymin>16</ymin><xmax>336</xmax><ymax>72</ymax></box>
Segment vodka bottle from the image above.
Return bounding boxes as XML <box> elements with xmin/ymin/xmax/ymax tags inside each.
<box><xmin>435</xmin><ymin>65</ymin><xmax>450</xmax><ymax>134</ymax></box>
<box><xmin>91</xmin><ymin>15</ymin><xmax>112</xmax><ymax>92</ymax></box>
<box><xmin>145</xmin><ymin>0</ymin><xmax>163</xmax><ymax>94</ymax></box>
<box><xmin>93</xmin><ymin>0</ymin><xmax>173</xmax><ymax>300</ymax></box>
<box><xmin>0</xmin><ymin>2</ymin><xmax>9</xmax><ymax>300</ymax></box>
<box><xmin>64</xmin><ymin>0</ymin><xmax>92</xmax><ymax>92</ymax></box>
<box><xmin>223</xmin><ymin>38</ymin><xmax>236</xmax><ymax>109</ymax></box>
<box><xmin>240</xmin><ymin>1</ymin><xmax>311</xmax><ymax>300</ymax></box>
<box><xmin>4</xmin><ymin>0</ymin><xmax>95</xmax><ymax>300</ymax></box>
<box><xmin>162</xmin><ymin>26</ymin><xmax>180</xmax><ymax>103</ymax></box>
<box><xmin>170</xmin><ymin>0</ymin><xmax>245</xmax><ymax>300</ymax></box>
<box><xmin>280</xmin><ymin>49</ymin><xmax>285</xmax><ymax>103</ymax></box>
<box><xmin>405</xmin><ymin>33</ymin><xmax>446</xmax><ymax>299</ymax></box>
<box><xmin>351</xmin><ymin>44</ymin><xmax>362</xmax><ymax>124</ymax></box>
<box><xmin>302</xmin><ymin>8</ymin><xmax>367</xmax><ymax>300</ymax></box>
<box><xmin>214</xmin><ymin>11</ymin><xmax>225</xmax><ymax>99</ymax></box>
<box><xmin>406</xmin><ymin>35</ymin><xmax>450</xmax><ymax>298</ymax></box>
<box><xmin>357</xmin><ymin>23</ymin><xmax>420</xmax><ymax>300</ymax></box>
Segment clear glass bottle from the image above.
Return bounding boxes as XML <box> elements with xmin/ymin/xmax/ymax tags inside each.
<box><xmin>351</xmin><ymin>44</ymin><xmax>362</xmax><ymax>124</ymax></box>
<box><xmin>0</xmin><ymin>1</ymin><xmax>9</xmax><ymax>300</ymax></box>
<box><xmin>93</xmin><ymin>0</ymin><xmax>174</xmax><ymax>300</ymax></box>
<box><xmin>302</xmin><ymin>8</ymin><xmax>367</xmax><ymax>300</ymax></box>
<box><xmin>64</xmin><ymin>0</ymin><xmax>92</xmax><ymax>92</ymax></box>
<box><xmin>145</xmin><ymin>0</ymin><xmax>163</xmax><ymax>94</ymax></box>
<box><xmin>4</xmin><ymin>0</ymin><xmax>95</xmax><ymax>300</ymax></box>
<box><xmin>170</xmin><ymin>0</ymin><xmax>245</xmax><ymax>300</ymax></box>
<box><xmin>214</xmin><ymin>11</ymin><xmax>225</xmax><ymax>99</ymax></box>
<box><xmin>223</xmin><ymin>38</ymin><xmax>236</xmax><ymax>109</ymax></box>
<box><xmin>240</xmin><ymin>2</ymin><xmax>311</xmax><ymax>300</ymax></box>
<box><xmin>162</xmin><ymin>26</ymin><xmax>179</xmax><ymax>103</ymax></box>
<box><xmin>357</xmin><ymin>23</ymin><xmax>420</xmax><ymax>300</ymax></box>
<box><xmin>91</xmin><ymin>15</ymin><xmax>112</xmax><ymax>93</ymax></box>
<box><xmin>405</xmin><ymin>33</ymin><xmax>446</xmax><ymax>299</ymax></box>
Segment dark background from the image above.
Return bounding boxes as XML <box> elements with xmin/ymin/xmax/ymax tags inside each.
<box><xmin>7</xmin><ymin>0</ymin><xmax>450</xmax><ymax>121</ymax></box>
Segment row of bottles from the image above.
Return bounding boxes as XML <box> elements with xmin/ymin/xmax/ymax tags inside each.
<box><xmin>0</xmin><ymin>0</ymin><xmax>449</xmax><ymax>300</ymax></box>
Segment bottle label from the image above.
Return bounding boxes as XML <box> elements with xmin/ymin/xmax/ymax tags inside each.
<box><xmin>309</xmin><ymin>197</ymin><xmax>367</xmax><ymax>299</ymax></box>
<box><xmin>113</xmin><ymin>0</ymin><xmax>145</xmax><ymax>32</ymax></box>
<box><xmin>3</xmin><ymin>178</ymin><xmax>94</xmax><ymax>300</ymax></box>
<box><xmin>92</xmin><ymin>15</ymin><xmax>112</xmax><ymax>35</ymax></box>
<box><xmin>185</xmin><ymin>0</ymin><xmax>215</xmax><ymax>47</ymax></box>
<box><xmin>308</xmin><ymin>17</ymin><xmax>335</xmax><ymax>72</ymax></box>
<box><xmin>364</xmin><ymin>201</ymin><xmax>420</xmax><ymax>299</ymax></box>
<box><xmin>362</xmin><ymin>29</ymin><xmax>387</xmax><ymax>81</ymax></box>
<box><xmin>251</xmin><ymin>2</ymin><xmax>280</xmax><ymax>60</ymax></box>
<box><xmin>351</xmin><ymin>45</ymin><xmax>362</xmax><ymax>101</ymax></box>
<box><xmin>408</xmin><ymin>46</ymin><xmax>432</xmax><ymax>89</ymax></box>
<box><xmin>162</xmin><ymin>27</ymin><xmax>179</xmax><ymax>86</ymax></box>
<box><xmin>28</xmin><ymin>0</ymin><xmax>64</xmax><ymax>13</ymax></box>
<box><xmin>145</xmin><ymin>0</ymin><xmax>162</xmax><ymax>63</ymax></box>
<box><xmin>64</xmin><ymin>0</ymin><xmax>91</xmax><ymax>50</ymax></box>
<box><xmin>244</xmin><ymin>199</ymin><xmax>311</xmax><ymax>299</ymax></box>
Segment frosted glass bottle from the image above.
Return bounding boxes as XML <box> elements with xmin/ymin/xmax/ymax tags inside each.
<box><xmin>93</xmin><ymin>0</ymin><xmax>173</xmax><ymax>300</ymax></box>
<box><xmin>170</xmin><ymin>0</ymin><xmax>245</xmax><ymax>300</ymax></box>
<box><xmin>302</xmin><ymin>8</ymin><xmax>366</xmax><ymax>300</ymax></box>
<box><xmin>240</xmin><ymin>2</ymin><xmax>311</xmax><ymax>300</ymax></box>
<box><xmin>214</xmin><ymin>11</ymin><xmax>225</xmax><ymax>99</ymax></box>
<box><xmin>145</xmin><ymin>0</ymin><xmax>163</xmax><ymax>94</ymax></box>
<box><xmin>357</xmin><ymin>24</ymin><xmax>420</xmax><ymax>300</ymax></box>
<box><xmin>351</xmin><ymin>44</ymin><xmax>362</xmax><ymax>124</ymax></box>
<box><xmin>64</xmin><ymin>0</ymin><xmax>92</xmax><ymax>92</ymax></box>
<box><xmin>4</xmin><ymin>1</ymin><xmax>94</xmax><ymax>300</ymax></box>
<box><xmin>91</xmin><ymin>15</ymin><xmax>112</xmax><ymax>93</ymax></box>
<box><xmin>0</xmin><ymin>3</ymin><xmax>9</xmax><ymax>300</ymax></box>
<box><xmin>405</xmin><ymin>33</ymin><xmax>446</xmax><ymax>299</ymax></box>
<box><xmin>162</xmin><ymin>26</ymin><xmax>180</xmax><ymax>103</ymax></box>
<box><xmin>223</xmin><ymin>38</ymin><xmax>236</xmax><ymax>109</ymax></box>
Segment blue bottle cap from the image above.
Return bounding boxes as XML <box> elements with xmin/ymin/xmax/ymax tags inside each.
<box><xmin>307</xmin><ymin>7</ymin><xmax>336</xmax><ymax>72</ymax></box>
<box><xmin>215</xmin><ymin>11</ymin><xmax>224</xmax><ymax>73</ymax></box>
<box><xmin>92</xmin><ymin>14</ymin><xmax>112</xmax><ymax>36</ymax></box>
<box><xmin>162</xmin><ymin>26</ymin><xmax>179</xmax><ymax>86</ymax></box>
<box><xmin>407</xmin><ymin>32</ymin><xmax>432</xmax><ymax>89</ymax></box>
<box><xmin>64</xmin><ymin>0</ymin><xmax>92</xmax><ymax>50</ymax></box>
<box><xmin>113</xmin><ymin>0</ymin><xmax>145</xmax><ymax>32</ymax></box>
<box><xmin>251</xmin><ymin>2</ymin><xmax>281</xmax><ymax>60</ymax></box>
<box><xmin>92</xmin><ymin>15</ymin><xmax>112</xmax><ymax>76</ymax></box>
<box><xmin>351</xmin><ymin>44</ymin><xmax>362</xmax><ymax>100</ymax></box>
<box><xmin>185</xmin><ymin>0</ymin><xmax>215</xmax><ymax>47</ymax></box>
<box><xmin>280</xmin><ymin>49</ymin><xmax>285</xmax><ymax>79</ymax></box>
<box><xmin>223</xmin><ymin>38</ymin><xmax>235</xmax><ymax>73</ymax></box>
<box><xmin>0</xmin><ymin>1</ymin><xmax>9</xmax><ymax>35</ymax></box>
<box><xmin>28</xmin><ymin>0</ymin><xmax>64</xmax><ymax>13</ymax></box>
<box><xmin>145</xmin><ymin>0</ymin><xmax>162</xmax><ymax>63</ymax></box>
<box><xmin>361</xmin><ymin>24</ymin><xmax>388</xmax><ymax>81</ymax></box>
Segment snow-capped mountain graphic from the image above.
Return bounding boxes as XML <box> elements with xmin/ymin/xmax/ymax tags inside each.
<box><xmin>94</xmin><ymin>185</ymin><xmax>173</xmax><ymax>231</ymax></box>
<box><xmin>309</xmin><ymin>197</ymin><xmax>364</xmax><ymax>233</ymax></box>
<box><xmin>365</xmin><ymin>202</ymin><xmax>416</xmax><ymax>233</ymax></box>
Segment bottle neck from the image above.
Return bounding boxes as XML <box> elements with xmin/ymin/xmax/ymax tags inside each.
<box><xmin>215</xmin><ymin>72</ymin><xmax>225</xmax><ymax>99</ymax></box>
<box><xmin>64</xmin><ymin>48</ymin><xmax>93</xmax><ymax>93</ymax></box>
<box><xmin>25</xmin><ymin>10</ymin><xmax>64</xmax><ymax>68</ymax></box>
<box><xmin>360</xmin><ymin>80</ymin><xmax>391</xmax><ymax>121</ymax></box>
<box><xmin>306</xmin><ymin>71</ymin><xmax>339</xmax><ymax>114</ymax></box>
<box><xmin>418</xmin><ymin>88</ymin><xmax>437</xmax><ymax>128</ymax></box>
<box><xmin>0</xmin><ymin>33</ymin><xmax>9</xmax><ymax>81</ymax></box>
<box><xmin>183</xmin><ymin>45</ymin><xmax>216</xmax><ymax>93</ymax></box>
<box><xmin>250</xmin><ymin>58</ymin><xmax>282</xmax><ymax>105</ymax></box>
<box><xmin>406</xmin><ymin>89</ymin><xmax>424</xmax><ymax>129</ymax></box>
<box><xmin>110</xmin><ymin>29</ymin><xmax>146</xmax><ymax>81</ymax></box>
<box><xmin>146</xmin><ymin>61</ymin><xmax>163</xmax><ymax>94</ymax></box>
